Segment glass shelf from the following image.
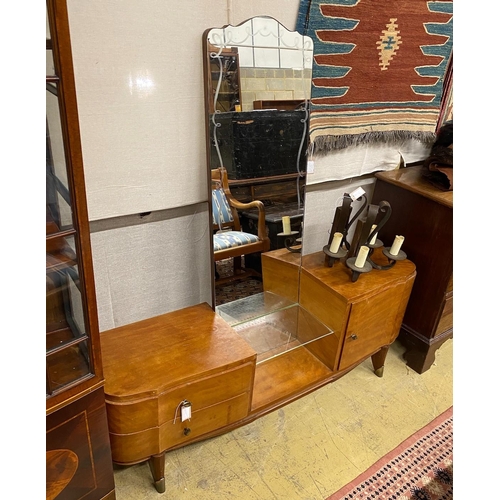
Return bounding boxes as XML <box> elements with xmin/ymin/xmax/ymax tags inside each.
<box><xmin>216</xmin><ymin>292</ymin><xmax>333</xmax><ymax>364</ymax></box>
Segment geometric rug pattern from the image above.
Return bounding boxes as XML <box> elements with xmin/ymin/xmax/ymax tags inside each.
<box><xmin>296</xmin><ymin>0</ymin><xmax>453</xmax><ymax>154</ymax></box>
<box><xmin>326</xmin><ymin>406</ymin><xmax>453</xmax><ymax>499</ymax></box>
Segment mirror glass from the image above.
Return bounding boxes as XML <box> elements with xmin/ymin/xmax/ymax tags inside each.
<box><xmin>203</xmin><ymin>16</ymin><xmax>313</xmax><ymax>307</ymax></box>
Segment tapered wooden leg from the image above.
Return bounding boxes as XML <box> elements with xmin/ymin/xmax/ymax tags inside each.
<box><xmin>371</xmin><ymin>346</ymin><xmax>390</xmax><ymax>377</ymax></box>
<box><xmin>148</xmin><ymin>453</ymin><xmax>166</xmax><ymax>493</ymax></box>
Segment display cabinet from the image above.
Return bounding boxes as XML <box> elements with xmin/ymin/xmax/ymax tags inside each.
<box><xmin>46</xmin><ymin>1</ymin><xmax>115</xmax><ymax>499</ymax></box>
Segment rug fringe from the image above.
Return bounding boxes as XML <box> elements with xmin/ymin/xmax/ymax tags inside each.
<box><xmin>308</xmin><ymin>131</ymin><xmax>436</xmax><ymax>156</ymax></box>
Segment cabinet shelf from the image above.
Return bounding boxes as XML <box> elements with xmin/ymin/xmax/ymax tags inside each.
<box><xmin>46</xmin><ymin>248</ymin><xmax>77</xmax><ymax>272</ymax></box>
<box><xmin>46</xmin><ymin>326</ymin><xmax>87</xmax><ymax>353</ymax></box>
<box><xmin>216</xmin><ymin>291</ymin><xmax>334</xmax><ymax>365</ymax></box>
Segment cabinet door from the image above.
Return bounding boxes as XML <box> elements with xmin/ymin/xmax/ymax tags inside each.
<box><xmin>46</xmin><ymin>0</ymin><xmax>103</xmax><ymax>408</ymax></box>
<box><xmin>46</xmin><ymin>388</ymin><xmax>115</xmax><ymax>500</ymax></box>
<box><xmin>339</xmin><ymin>284</ymin><xmax>408</xmax><ymax>371</ymax></box>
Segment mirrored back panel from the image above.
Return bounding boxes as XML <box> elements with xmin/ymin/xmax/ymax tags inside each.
<box><xmin>202</xmin><ymin>16</ymin><xmax>313</xmax><ymax>309</ymax></box>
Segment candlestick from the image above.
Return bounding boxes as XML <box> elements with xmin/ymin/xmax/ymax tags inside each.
<box><xmin>329</xmin><ymin>232</ymin><xmax>343</xmax><ymax>253</ymax></box>
<box><xmin>369</xmin><ymin>224</ymin><xmax>378</xmax><ymax>245</ymax></box>
<box><xmin>354</xmin><ymin>245</ymin><xmax>369</xmax><ymax>268</ymax></box>
<box><xmin>389</xmin><ymin>235</ymin><xmax>404</xmax><ymax>256</ymax></box>
<box><xmin>282</xmin><ymin>216</ymin><xmax>291</xmax><ymax>235</ymax></box>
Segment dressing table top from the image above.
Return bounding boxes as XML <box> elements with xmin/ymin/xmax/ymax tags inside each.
<box><xmin>100</xmin><ymin>303</ymin><xmax>256</xmax><ymax>401</ymax></box>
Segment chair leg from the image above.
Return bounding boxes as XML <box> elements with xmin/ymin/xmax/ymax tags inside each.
<box><xmin>233</xmin><ymin>256</ymin><xmax>243</xmax><ymax>275</ymax></box>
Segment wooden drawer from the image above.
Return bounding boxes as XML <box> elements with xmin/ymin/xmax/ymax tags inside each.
<box><xmin>435</xmin><ymin>293</ymin><xmax>453</xmax><ymax>336</ymax></box>
<box><xmin>109</xmin><ymin>393</ymin><xmax>250</xmax><ymax>464</ymax></box>
<box><xmin>106</xmin><ymin>362</ymin><xmax>254</xmax><ymax>434</ymax></box>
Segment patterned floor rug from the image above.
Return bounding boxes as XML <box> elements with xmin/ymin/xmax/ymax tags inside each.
<box><xmin>326</xmin><ymin>407</ymin><xmax>453</xmax><ymax>499</ymax></box>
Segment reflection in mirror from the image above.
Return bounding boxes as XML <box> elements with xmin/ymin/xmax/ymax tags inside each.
<box><xmin>203</xmin><ymin>16</ymin><xmax>313</xmax><ymax>308</ymax></box>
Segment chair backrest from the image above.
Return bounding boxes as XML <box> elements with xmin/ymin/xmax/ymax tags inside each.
<box><xmin>211</xmin><ymin>168</ymin><xmax>241</xmax><ymax>231</ymax></box>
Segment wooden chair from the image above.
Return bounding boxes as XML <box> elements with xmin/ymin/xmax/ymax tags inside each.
<box><xmin>211</xmin><ymin>167</ymin><xmax>270</xmax><ymax>283</ymax></box>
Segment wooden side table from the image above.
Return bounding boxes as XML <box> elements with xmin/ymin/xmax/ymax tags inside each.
<box><xmin>371</xmin><ymin>166</ymin><xmax>453</xmax><ymax>373</ymax></box>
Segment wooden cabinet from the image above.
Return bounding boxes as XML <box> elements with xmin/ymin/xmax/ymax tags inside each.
<box><xmin>46</xmin><ymin>2</ymin><xmax>115</xmax><ymax>498</ymax></box>
<box><xmin>371</xmin><ymin>166</ymin><xmax>453</xmax><ymax>373</ymax></box>
<box><xmin>262</xmin><ymin>248</ymin><xmax>301</xmax><ymax>302</ymax></box>
<box><xmin>100</xmin><ymin>303</ymin><xmax>256</xmax><ymax>493</ymax></box>
<box><xmin>100</xmin><ymin>249</ymin><xmax>415</xmax><ymax>494</ymax></box>
<box><xmin>299</xmin><ymin>249</ymin><xmax>416</xmax><ymax>375</ymax></box>
<box><xmin>262</xmin><ymin>248</ymin><xmax>415</xmax><ymax>376</ymax></box>
<box><xmin>46</xmin><ymin>388</ymin><xmax>115</xmax><ymax>500</ymax></box>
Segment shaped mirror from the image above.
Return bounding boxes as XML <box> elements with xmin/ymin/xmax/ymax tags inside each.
<box><xmin>202</xmin><ymin>16</ymin><xmax>313</xmax><ymax>308</ymax></box>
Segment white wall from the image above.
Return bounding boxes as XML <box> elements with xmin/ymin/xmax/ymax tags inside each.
<box><xmin>301</xmin><ymin>140</ymin><xmax>430</xmax><ymax>256</ymax></box>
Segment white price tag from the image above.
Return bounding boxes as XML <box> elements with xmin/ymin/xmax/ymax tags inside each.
<box><xmin>307</xmin><ymin>160</ymin><xmax>315</xmax><ymax>173</ymax></box>
<box><xmin>349</xmin><ymin>187</ymin><xmax>365</xmax><ymax>201</ymax></box>
<box><xmin>181</xmin><ymin>401</ymin><xmax>191</xmax><ymax>422</ymax></box>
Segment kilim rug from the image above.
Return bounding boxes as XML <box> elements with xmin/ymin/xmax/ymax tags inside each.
<box><xmin>296</xmin><ymin>0</ymin><xmax>453</xmax><ymax>154</ymax></box>
<box><xmin>326</xmin><ymin>406</ymin><xmax>453</xmax><ymax>499</ymax></box>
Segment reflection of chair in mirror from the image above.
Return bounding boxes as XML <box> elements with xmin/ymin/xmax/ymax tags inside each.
<box><xmin>211</xmin><ymin>167</ymin><xmax>270</xmax><ymax>284</ymax></box>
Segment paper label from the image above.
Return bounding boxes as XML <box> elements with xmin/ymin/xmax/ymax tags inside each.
<box><xmin>349</xmin><ymin>187</ymin><xmax>365</xmax><ymax>201</ymax></box>
<box><xmin>181</xmin><ymin>402</ymin><xmax>191</xmax><ymax>422</ymax></box>
<box><xmin>307</xmin><ymin>160</ymin><xmax>315</xmax><ymax>173</ymax></box>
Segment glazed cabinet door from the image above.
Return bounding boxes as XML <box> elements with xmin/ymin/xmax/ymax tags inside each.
<box><xmin>46</xmin><ymin>0</ymin><xmax>103</xmax><ymax>407</ymax></box>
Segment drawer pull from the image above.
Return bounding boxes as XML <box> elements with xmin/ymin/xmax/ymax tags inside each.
<box><xmin>183</xmin><ymin>427</ymin><xmax>191</xmax><ymax>436</ymax></box>
<box><xmin>350</xmin><ymin>334</ymin><xmax>358</xmax><ymax>340</ymax></box>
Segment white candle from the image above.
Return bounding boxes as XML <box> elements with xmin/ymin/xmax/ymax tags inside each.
<box><xmin>389</xmin><ymin>235</ymin><xmax>405</xmax><ymax>256</ymax></box>
<box><xmin>282</xmin><ymin>216</ymin><xmax>291</xmax><ymax>235</ymax></box>
<box><xmin>369</xmin><ymin>224</ymin><xmax>378</xmax><ymax>245</ymax></box>
<box><xmin>329</xmin><ymin>232</ymin><xmax>343</xmax><ymax>253</ymax></box>
<box><xmin>354</xmin><ymin>245</ymin><xmax>369</xmax><ymax>268</ymax></box>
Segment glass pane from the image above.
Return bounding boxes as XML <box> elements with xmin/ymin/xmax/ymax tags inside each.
<box><xmin>47</xmin><ymin>85</ymin><xmax>73</xmax><ymax>231</ymax></box>
<box><xmin>46</xmin><ymin>235</ymin><xmax>86</xmax><ymax>343</ymax></box>
<box><xmin>231</xmin><ymin>302</ymin><xmax>333</xmax><ymax>364</ymax></box>
<box><xmin>47</xmin><ymin>234</ymin><xmax>91</xmax><ymax>395</ymax></box>
<box><xmin>46</xmin><ymin>340</ymin><xmax>91</xmax><ymax>395</ymax></box>
<box><xmin>216</xmin><ymin>291</ymin><xmax>296</xmax><ymax>326</ymax></box>
<box><xmin>46</xmin><ymin>4</ymin><xmax>51</xmax><ymax>40</ymax></box>
<box><xmin>46</xmin><ymin>87</ymin><xmax>69</xmax><ymax>191</ymax></box>
<box><xmin>46</xmin><ymin>49</ymin><xmax>55</xmax><ymax>76</ymax></box>
<box><xmin>216</xmin><ymin>291</ymin><xmax>334</xmax><ymax>364</ymax></box>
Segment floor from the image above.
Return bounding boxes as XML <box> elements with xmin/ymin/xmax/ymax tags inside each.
<box><xmin>112</xmin><ymin>338</ymin><xmax>453</xmax><ymax>500</ymax></box>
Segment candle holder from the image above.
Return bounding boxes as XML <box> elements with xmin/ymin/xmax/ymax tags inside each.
<box><xmin>322</xmin><ymin>198</ymin><xmax>408</xmax><ymax>282</ymax></box>
<box><xmin>382</xmin><ymin>247</ymin><xmax>407</xmax><ymax>262</ymax></box>
<box><xmin>323</xmin><ymin>191</ymin><xmax>367</xmax><ymax>267</ymax></box>
<box><xmin>366</xmin><ymin>238</ymin><xmax>384</xmax><ymax>250</ymax></box>
<box><xmin>277</xmin><ymin>231</ymin><xmax>301</xmax><ymax>253</ymax></box>
<box><xmin>323</xmin><ymin>245</ymin><xmax>348</xmax><ymax>267</ymax></box>
<box><xmin>345</xmin><ymin>257</ymin><xmax>373</xmax><ymax>282</ymax></box>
